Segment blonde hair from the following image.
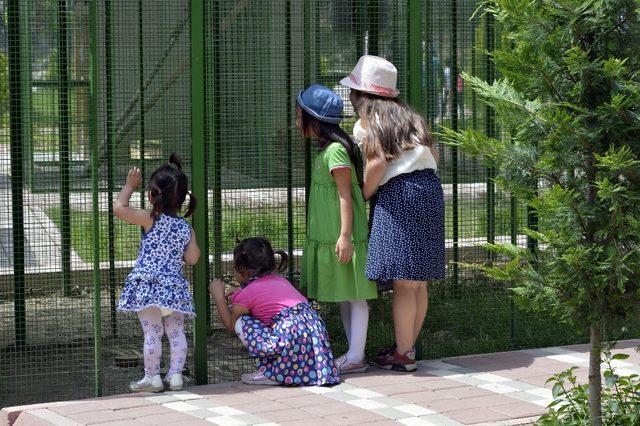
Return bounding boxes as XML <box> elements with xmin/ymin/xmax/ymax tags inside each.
<box><xmin>352</xmin><ymin>92</ymin><xmax>433</xmax><ymax>161</ymax></box>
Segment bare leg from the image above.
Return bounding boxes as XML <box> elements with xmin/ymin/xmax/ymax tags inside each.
<box><xmin>392</xmin><ymin>280</ymin><xmax>418</xmax><ymax>354</ymax></box>
<box><xmin>413</xmin><ymin>283</ymin><xmax>429</xmax><ymax>346</ymax></box>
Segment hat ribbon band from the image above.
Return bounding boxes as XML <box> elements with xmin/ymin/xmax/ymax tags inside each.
<box><xmin>349</xmin><ymin>74</ymin><xmax>396</xmax><ymax>97</ymax></box>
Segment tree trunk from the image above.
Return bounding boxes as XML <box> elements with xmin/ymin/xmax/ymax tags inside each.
<box><xmin>589</xmin><ymin>322</ymin><xmax>602</xmax><ymax>426</ymax></box>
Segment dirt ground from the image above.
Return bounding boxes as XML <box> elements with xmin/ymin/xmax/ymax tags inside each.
<box><xmin>0</xmin><ymin>291</ymin><xmax>255</xmax><ymax>407</ymax></box>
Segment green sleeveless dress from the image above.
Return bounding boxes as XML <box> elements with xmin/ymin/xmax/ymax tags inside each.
<box><xmin>300</xmin><ymin>142</ymin><xmax>377</xmax><ymax>302</ymax></box>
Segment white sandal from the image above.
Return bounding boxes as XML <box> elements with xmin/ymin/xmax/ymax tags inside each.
<box><xmin>241</xmin><ymin>371</ymin><xmax>279</xmax><ymax>386</ymax></box>
<box><xmin>335</xmin><ymin>354</ymin><xmax>368</xmax><ymax>374</ymax></box>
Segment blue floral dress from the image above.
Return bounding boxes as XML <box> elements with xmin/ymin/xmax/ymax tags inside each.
<box><xmin>118</xmin><ymin>214</ymin><xmax>195</xmax><ymax>316</ymax></box>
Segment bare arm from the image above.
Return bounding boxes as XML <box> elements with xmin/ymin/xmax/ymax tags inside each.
<box><xmin>184</xmin><ymin>227</ymin><xmax>201</xmax><ymax>265</ymax></box>
<box><xmin>209</xmin><ymin>279</ymin><xmax>250</xmax><ymax>331</ymax></box>
<box><xmin>362</xmin><ymin>155</ymin><xmax>388</xmax><ymax>201</ymax></box>
<box><xmin>113</xmin><ymin>167</ymin><xmax>154</xmax><ymax>231</ymax></box>
<box><xmin>333</xmin><ymin>168</ymin><xmax>355</xmax><ymax>263</ymax></box>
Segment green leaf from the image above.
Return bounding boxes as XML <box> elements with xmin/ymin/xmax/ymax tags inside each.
<box><xmin>605</xmin><ymin>374</ymin><xmax>618</xmax><ymax>388</ymax></box>
<box><xmin>611</xmin><ymin>353</ymin><xmax>630</xmax><ymax>360</ymax></box>
<box><xmin>610</xmin><ymin>400</ymin><xmax>619</xmax><ymax>413</ymax></box>
<box><xmin>552</xmin><ymin>383</ymin><xmax>564</xmax><ymax>398</ymax></box>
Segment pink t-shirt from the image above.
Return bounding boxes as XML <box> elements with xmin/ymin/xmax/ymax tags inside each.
<box><xmin>230</xmin><ymin>274</ymin><xmax>308</xmax><ymax>325</ymax></box>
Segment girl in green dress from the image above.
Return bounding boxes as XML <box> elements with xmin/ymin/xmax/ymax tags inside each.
<box><xmin>296</xmin><ymin>84</ymin><xmax>377</xmax><ymax>374</ymax></box>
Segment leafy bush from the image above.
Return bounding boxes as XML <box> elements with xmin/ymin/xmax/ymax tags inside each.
<box><xmin>539</xmin><ymin>345</ymin><xmax>640</xmax><ymax>425</ymax></box>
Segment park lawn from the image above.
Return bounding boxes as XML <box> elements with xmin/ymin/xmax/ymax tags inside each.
<box><xmin>46</xmin><ymin>194</ymin><xmax>526</xmax><ymax>263</ymax></box>
<box><xmin>46</xmin><ymin>205</ymin><xmax>307</xmax><ymax>262</ymax></box>
<box><xmin>322</xmin><ymin>276</ymin><xmax>640</xmax><ymax>361</ymax></box>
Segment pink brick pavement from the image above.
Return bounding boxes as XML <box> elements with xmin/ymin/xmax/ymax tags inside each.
<box><xmin>2</xmin><ymin>339</ymin><xmax>638</xmax><ymax>426</ymax></box>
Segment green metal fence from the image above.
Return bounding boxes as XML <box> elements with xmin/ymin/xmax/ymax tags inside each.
<box><xmin>1</xmin><ymin>0</ymin><xmax>637</xmax><ymax>407</ymax></box>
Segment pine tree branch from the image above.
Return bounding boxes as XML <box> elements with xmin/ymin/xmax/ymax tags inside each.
<box><xmin>590</xmin><ymin>16</ymin><xmax>630</xmax><ymax>54</ymax></box>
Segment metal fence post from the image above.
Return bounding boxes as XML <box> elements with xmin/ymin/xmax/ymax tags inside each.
<box><xmin>104</xmin><ymin>0</ymin><xmax>118</xmax><ymax>336</ymax></box>
<box><xmin>8</xmin><ymin>0</ymin><xmax>27</xmax><ymax>350</ymax></box>
<box><xmin>285</xmin><ymin>0</ymin><xmax>294</xmax><ymax>282</ymax></box>
<box><xmin>58</xmin><ymin>0</ymin><xmax>72</xmax><ymax>296</ymax></box>
<box><xmin>368</xmin><ymin>0</ymin><xmax>379</xmax><ymax>57</ymax></box>
<box><xmin>208</xmin><ymin>0</ymin><xmax>223</xmax><ymax>315</ymax></box>
<box><xmin>485</xmin><ymin>9</ymin><xmax>496</xmax><ymax>258</ymax></box>
<box><xmin>408</xmin><ymin>0</ymin><xmax>425</xmax><ymax>357</ymax></box>
<box><xmin>303</xmin><ymin>0</ymin><xmax>312</xmax><ymax>201</ymax></box>
<box><xmin>191</xmin><ymin>0</ymin><xmax>209</xmax><ymax>386</ymax></box>
<box><xmin>138</xmin><ymin>0</ymin><xmax>146</xmax><ymax>211</ymax></box>
<box><xmin>89</xmin><ymin>0</ymin><xmax>103</xmax><ymax>397</ymax></box>
<box><xmin>451</xmin><ymin>0</ymin><xmax>460</xmax><ymax>288</ymax></box>
<box><xmin>104</xmin><ymin>0</ymin><xmax>117</xmax><ymax>337</ymax></box>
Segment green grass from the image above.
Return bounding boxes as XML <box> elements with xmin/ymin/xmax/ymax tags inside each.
<box><xmin>45</xmin><ymin>194</ymin><xmax>525</xmax><ymax>263</ymax></box>
<box><xmin>47</xmin><ymin>207</ymin><xmax>142</xmax><ymax>262</ymax></box>
<box><xmin>447</xmin><ymin>195</ymin><xmax>527</xmax><ymax>240</ymax></box>
<box><xmin>219</xmin><ymin>206</ymin><xmax>306</xmax><ymax>252</ymax></box>
<box><xmin>0</xmin><ymin>124</ymin><xmax>7</xmax><ymax>145</ymax></box>
<box><xmin>321</xmin><ymin>277</ymin><xmax>640</xmax><ymax>361</ymax></box>
<box><xmin>47</xmin><ymin>206</ymin><xmax>307</xmax><ymax>262</ymax></box>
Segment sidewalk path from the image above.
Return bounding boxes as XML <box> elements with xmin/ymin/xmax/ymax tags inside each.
<box><xmin>2</xmin><ymin>341</ymin><xmax>639</xmax><ymax>425</ymax></box>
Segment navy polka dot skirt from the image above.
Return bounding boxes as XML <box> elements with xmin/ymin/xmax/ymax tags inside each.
<box><xmin>366</xmin><ymin>169</ymin><xmax>446</xmax><ymax>291</ymax></box>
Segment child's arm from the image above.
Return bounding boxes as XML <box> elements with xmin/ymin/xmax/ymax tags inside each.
<box><xmin>209</xmin><ymin>279</ymin><xmax>249</xmax><ymax>331</ymax></box>
<box><xmin>333</xmin><ymin>168</ymin><xmax>354</xmax><ymax>264</ymax></box>
<box><xmin>113</xmin><ymin>167</ymin><xmax>154</xmax><ymax>231</ymax></box>
<box><xmin>184</xmin><ymin>227</ymin><xmax>201</xmax><ymax>265</ymax></box>
<box><xmin>362</xmin><ymin>154</ymin><xmax>387</xmax><ymax>201</ymax></box>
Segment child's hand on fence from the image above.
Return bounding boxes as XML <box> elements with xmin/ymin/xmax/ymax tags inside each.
<box><xmin>126</xmin><ymin>167</ymin><xmax>143</xmax><ymax>189</ymax></box>
<box><xmin>209</xmin><ymin>278</ymin><xmax>225</xmax><ymax>300</ymax></box>
<box><xmin>225</xmin><ymin>287</ymin><xmax>238</xmax><ymax>303</ymax></box>
<box><xmin>335</xmin><ymin>235</ymin><xmax>354</xmax><ymax>263</ymax></box>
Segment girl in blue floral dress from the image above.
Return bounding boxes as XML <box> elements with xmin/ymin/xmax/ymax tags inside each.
<box><xmin>115</xmin><ymin>154</ymin><xmax>200</xmax><ymax>393</ymax></box>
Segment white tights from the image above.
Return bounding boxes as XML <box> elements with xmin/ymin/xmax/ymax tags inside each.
<box><xmin>339</xmin><ymin>300</ymin><xmax>369</xmax><ymax>363</ymax></box>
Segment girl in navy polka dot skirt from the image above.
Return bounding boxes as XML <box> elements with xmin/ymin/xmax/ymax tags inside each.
<box><xmin>341</xmin><ymin>56</ymin><xmax>446</xmax><ymax>372</ymax></box>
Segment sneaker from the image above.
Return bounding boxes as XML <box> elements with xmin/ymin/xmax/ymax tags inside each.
<box><xmin>129</xmin><ymin>374</ymin><xmax>164</xmax><ymax>393</ymax></box>
<box><xmin>163</xmin><ymin>374</ymin><xmax>184</xmax><ymax>391</ymax></box>
<box><xmin>376</xmin><ymin>348</ymin><xmax>417</xmax><ymax>372</ymax></box>
<box><xmin>241</xmin><ymin>371</ymin><xmax>279</xmax><ymax>386</ymax></box>
<box><xmin>375</xmin><ymin>344</ymin><xmax>397</xmax><ymax>365</ymax></box>
<box><xmin>334</xmin><ymin>354</ymin><xmax>368</xmax><ymax>374</ymax></box>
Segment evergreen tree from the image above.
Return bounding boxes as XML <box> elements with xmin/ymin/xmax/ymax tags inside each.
<box><xmin>441</xmin><ymin>1</ymin><xmax>640</xmax><ymax>424</ymax></box>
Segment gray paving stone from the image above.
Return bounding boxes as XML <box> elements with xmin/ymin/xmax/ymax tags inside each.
<box><xmin>331</xmin><ymin>382</ymin><xmax>357</xmax><ymax>391</ymax></box>
<box><xmin>145</xmin><ymin>395</ymin><xmax>180</xmax><ymax>404</ymax></box>
<box><xmin>325</xmin><ymin>391</ymin><xmax>360</xmax><ymax>402</ymax></box>
<box><xmin>234</xmin><ymin>413</ymin><xmax>268</xmax><ymax>424</ymax></box>
<box><xmin>184</xmin><ymin>408</ymin><xmax>217</xmax><ymax>419</ymax></box>
<box><xmin>508</xmin><ymin>391</ymin><xmax>546</xmax><ymax>403</ymax></box>
<box><xmin>418</xmin><ymin>413</ymin><xmax>464</xmax><ymax>425</ymax></box>
<box><xmin>371</xmin><ymin>406</ymin><xmax>413</xmax><ymax>420</ymax></box>
<box><xmin>369</xmin><ymin>396</ymin><xmax>407</xmax><ymax>407</ymax></box>
<box><xmin>449</xmin><ymin>367</ymin><xmax>476</xmax><ymax>374</ymax></box>
<box><xmin>506</xmin><ymin>380</ymin><xmax>541</xmax><ymax>392</ymax></box>
<box><xmin>523</xmin><ymin>349</ymin><xmax>552</xmax><ymax>357</ymax></box>
<box><xmin>447</xmin><ymin>375</ymin><xmax>487</xmax><ymax>386</ymax></box>
<box><xmin>187</xmin><ymin>399</ymin><xmax>222</xmax><ymax>409</ymax></box>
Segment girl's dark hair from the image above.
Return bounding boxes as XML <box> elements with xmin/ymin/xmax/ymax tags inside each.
<box><xmin>148</xmin><ymin>153</ymin><xmax>197</xmax><ymax>219</ymax></box>
<box><xmin>233</xmin><ymin>237</ymin><xmax>288</xmax><ymax>277</ymax></box>
<box><xmin>299</xmin><ymin>107</ymin><xmax>364</xmax><ymax>187</ymax></box>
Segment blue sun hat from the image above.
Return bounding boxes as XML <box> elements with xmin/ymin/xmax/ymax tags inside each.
<box><xmin>297</xmin><ymin>84</ymin><xmax>343</xmax><ymax>124</ymax></box>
